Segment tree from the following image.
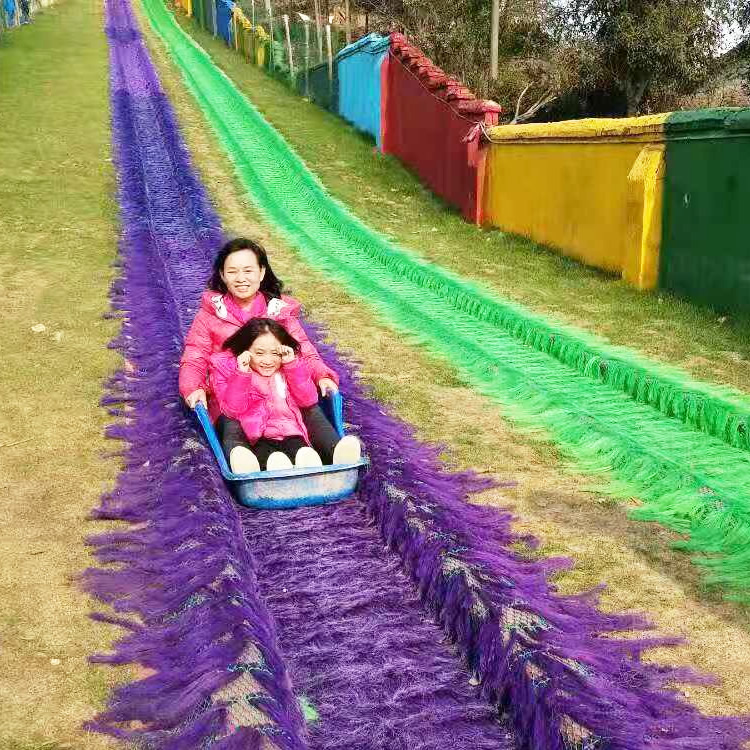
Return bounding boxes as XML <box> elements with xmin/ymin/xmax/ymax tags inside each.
<box><xmin>558</xmin><ymin>0</ymin><xmax>737</xmax><ymax>115</ymax></box>
<box><xmin>356</xmin><ymin>0</ymin><xmax>568</xmax><ymax>119</ymax></box>
<box><xmin>351</xmin><ymin>0</ymin><xmax>744</xmax><ymax>119</ymax></box>
<box><xmin>738</xmin><ymin>0</ymin><xmax>750</xmax><ymax>28</ymax></box>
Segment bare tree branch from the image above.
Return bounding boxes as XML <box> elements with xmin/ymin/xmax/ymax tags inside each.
<box><xmin>512</xmin><ymin>87</ymin><xmax>556</xmax><ymax>122</ymax></box>
<box><xmin>512</xmin><ymin>83</ymin><xmax>532</xmax><ymax>121</ymax></box>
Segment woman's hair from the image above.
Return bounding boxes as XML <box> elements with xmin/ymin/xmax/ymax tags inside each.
<box><xmin>208</xmin><ymin>237</ymin><xmax>283</xmax><ymax>299</ymax></box>
<box><xmin>223</xmin><ymin>317</ymin><xmax>300</xmax><ymax>357</ymax></box>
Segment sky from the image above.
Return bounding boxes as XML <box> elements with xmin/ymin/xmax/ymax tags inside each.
<box><xmin>720</xmin><ymin>22</ymin><xmax>745</xmax><ymax>53</ymax></box>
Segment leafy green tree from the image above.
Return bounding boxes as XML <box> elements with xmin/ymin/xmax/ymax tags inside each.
<box><xmin>357</xmin><ymin>0</ymin><xmax>569</xmax><ymax>119</ymax></box>
<box><xmin>558</xmin><ymin>0</ymin><xmax>738</xmax><ymax>115</ymax></box>
<box><xmin>350</xmin><ymin>0</ymin><xmax>745</xmax><ymax>118</ymax></box>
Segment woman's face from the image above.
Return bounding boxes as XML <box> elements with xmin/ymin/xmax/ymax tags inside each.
<box><xmin>247</xmin><ymin>332</ymin><xmax>283</xmax><ymax>376</ymax></box>
<box><xmin>220</xmin><ymin>249</ymin><xmax>266</xmax><ymax>301</ymax></box>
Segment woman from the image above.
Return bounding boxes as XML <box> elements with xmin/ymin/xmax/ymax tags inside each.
<box><xmin>180</xmin><ymin>237</ymin><xmax>358</xmax><ymax>467</ymax></box>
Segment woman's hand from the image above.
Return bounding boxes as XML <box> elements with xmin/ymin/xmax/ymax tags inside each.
<box><xmin>318</xmin><ymin>377</ymin><xmax>338</xmax><ymax>396</ymax></box>
<box><xmin>237</xmin><ymin>351</ymin><xmax>252</xmax><ymax>373</ymax></box>
<box><xmin>279</xmin><ymin>345</ymin><xmax>296</xmax><ymax>364</ymax></box>
<box><xmin>185</xmin><ymin>388</ymin><xmax>207</xmax><ymax>409</ymax></box>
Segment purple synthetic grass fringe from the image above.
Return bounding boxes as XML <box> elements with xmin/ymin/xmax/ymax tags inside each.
<box><xmin>244</xmin><ymin>499</ymin><xmax>520</xmax><ymax>750</ymax></box>
<box><xmin>301</xmin><ymin>319</ymin><xmax>750</xmax><ymax>750</ymax></box>
<box><xmin>81</xmin><ymin>0</ymin><xmax>307</xmax><ymax>746</ymax></box>
<box><xmin>84</xmin><ymin>0</ymin><xmax>750</xmax><ymax>746</ymax></box>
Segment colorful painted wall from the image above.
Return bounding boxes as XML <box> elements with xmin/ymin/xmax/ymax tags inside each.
<box><xmin>182</xmin><ymin>0</ymin><xmax>750</xmax><ymax>316</ymax></box>
<box><xmin>382</xmin><ymin>33</ymin><xmax>502</xmax><ymax>223</ymax></box>
<box><xmin>482</xmin><ymin>110</ymin><xmax>750</xmax><ymax>307</ymax></box>
<box><xmin>660</xmin><ymin>109</ymin><xmax>750</xmax><ymax>314</ymax></box>
<box><xmin>186</xmin><ymin>2</ymin><xmax>502</xmax><ymax>225</ymax></box>
<box><xmin>336</xmin><ymin>33</ymin><xmax>389</xmax><ymax>147</ymax></box>
<box><xmin>482</xmin><ymin>116</ymin><xmax>669</xmax><ymax>289</ymax></box>
<box><xmin>298</xmin><ymin>59</ymin><xmax>338</xmax><ymax>111</ymax></box>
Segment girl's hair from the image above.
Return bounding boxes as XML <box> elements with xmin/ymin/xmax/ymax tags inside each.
<box><xmin>223</xmin><ymin>318</ymin><xmax>300</xmax><ymax>357</ymax></box>
<box><xmin>208</xmin><ymin>238</ymin><xmax>283</xmax><ymax>299</ymax></box>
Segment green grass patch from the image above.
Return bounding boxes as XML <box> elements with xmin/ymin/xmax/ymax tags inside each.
<box><xmin>0</xmin><ymin>0</ymin><xmax>125</xmax><ymax>746</ymax></box>
<box><xmin>176</xmin><ymin>15</ymin><xmax>750</xmax><ymax>395</ymax></box>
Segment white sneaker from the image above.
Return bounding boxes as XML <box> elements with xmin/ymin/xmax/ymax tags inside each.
<box><xmin>295</xmin><ymin>446</ymin><xmax>323</xmax><ymax>468</ymax></box>
<box><xmin>266</xmin><ymin>451</ymin><xmax>294</xmax><ymax>471</ymax></box>
<box><xmin>229</xmin><ymin>446</ymin><xmax>260</xmax><ymax>474</ymax></box>
<box><xmin>332</xmin><ymin>435</ymin><xmax>362</xmax><ymax>464</ymax></box>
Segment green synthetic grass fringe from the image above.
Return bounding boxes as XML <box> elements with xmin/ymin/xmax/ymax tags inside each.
<box><xmin>186</xmin><ymin>8</ymin><xmax>750</xmax><ymax>458</ymax></box>
<box><xmin>143</xmin><ymin>0</ymin><xmax>750</xmax><ymax>605</ymax></box>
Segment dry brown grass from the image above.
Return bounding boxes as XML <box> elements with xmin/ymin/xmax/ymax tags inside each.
<box><xmin>141</xmin><ymin>8</ymin><xmax>750</xmax><ymax>722</ymax></box>
<box><xmin>0</xmin><ymin>0</ymin><xmax>128</xmax><ymax>746</ymax></box>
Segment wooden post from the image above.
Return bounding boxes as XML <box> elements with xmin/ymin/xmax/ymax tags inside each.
<box><xmin>303</xmin><ymin>18</ymin><xmax>310</xmax><ymax>96</ymax></box>
<box><xmin>313</xmin><ymin>0</ymin><xmax>323</xmax><ymax>62</ymax></box>
<box><xmin>264</xmin><ymin>0</ymin><xmax>274</xmax><ymax>69</ymax></box>
<box><xmin>282</xmin><ymin>13</ymin><xmax>294</xmax><ymax>79</ymax></box>
<box><xmin>344</xmin><ymin>0</ymin><xmax>351</xmax><ymax>45</ymax></box>
<box><xmin>326</xmin><ymin>22</ymin><xmax>333</xmax><ymax>82</ymax></box>
<box><xmin>490</xmin><ymin>0</ymin><xmax>499</xmax><ymax>80</ymax></box>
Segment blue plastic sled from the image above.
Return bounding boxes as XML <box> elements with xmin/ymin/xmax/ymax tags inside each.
<box><xmin>194</xmin><ymin>392</ymin><xmax>367</xmax><ymax>510</ymax></box>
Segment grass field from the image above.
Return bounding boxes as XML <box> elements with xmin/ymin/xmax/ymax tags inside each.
<box><xmin>1</xmin><ymin>0</ymin><xmax>748</xmax><ymax>746</ymax></box>
<box><xmin>0</xmin><ymin>1</ymin><xmax>125</xmax><ymax>747</ymax></box>
<box><xmin>144</xmin><ymin>5</ymin><xmax>749</xmax><ymax>717</ymax></box>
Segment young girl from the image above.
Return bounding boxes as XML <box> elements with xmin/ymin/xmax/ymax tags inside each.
<box><xmin>210</xmin><ymin>318</ymin><xmax>361</xmax><ymax>473</ymax></box>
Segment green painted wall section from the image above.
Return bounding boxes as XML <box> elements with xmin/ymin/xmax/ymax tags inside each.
<box><xmin>660</xmin><ymin>109</ymin><xmax>750</xmax><ymax>315</ymax></box>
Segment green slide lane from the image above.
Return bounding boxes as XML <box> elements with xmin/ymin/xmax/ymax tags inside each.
<box><xmin>141</xmin><ymin>0</ymin><xmax>750</xmax><ymax>603</ymax></box>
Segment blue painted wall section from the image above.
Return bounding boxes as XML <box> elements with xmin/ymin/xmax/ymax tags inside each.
<box><xmin>336</xmin><ymin>33</ymin><xmax>389</xmax><ymax>148</ymax></box>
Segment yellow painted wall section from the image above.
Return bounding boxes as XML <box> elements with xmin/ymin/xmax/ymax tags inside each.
<box><xmin>623</xmin><ymin>145</ymin><xmax>664</xmax><ymax>289</ymax></box>
<box><xmin>482</xmin><ymin>114</ymin><xmax>669</xmax><ymax>288</ymax></box>
<box><xmin>485</xmin><ymin>114</ymin><xmax>670</xmax><ymax>142</ymax></box>
<box><xmin>255</xmin><ymin>26</ymin><xmax>269</xmax><ymax>67</ymax></box>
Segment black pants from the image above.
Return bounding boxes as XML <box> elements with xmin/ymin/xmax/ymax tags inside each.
<box><xmin>253</xmin><ymin>436</ymin><xmax>308</xmax><ymax>469</ymax></box>
<box><xmin>216</xmin><ymin>405</ymin><xmax>339</xmax><ymax>466</ymax></box>
<box><xmin>300</xmin><ymin>404</ymin><xmax>340</xmax><ymax>463</ymax></box>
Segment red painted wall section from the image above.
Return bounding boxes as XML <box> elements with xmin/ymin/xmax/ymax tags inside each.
<box><xmin>382</xmin><ymin>33</ymin><xmax>502</xmax><ymax>224</ymax></box>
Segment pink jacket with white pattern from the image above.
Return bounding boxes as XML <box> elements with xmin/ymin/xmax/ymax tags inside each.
<box><xmin>179</xmin><ymin>290</ymin><xmax>338</xmax><ymax>420</ymax></box>
<box><xmin>209</xmin><ymin>351</ymin><xmax>318</xmax><ymax>444</ymax></box>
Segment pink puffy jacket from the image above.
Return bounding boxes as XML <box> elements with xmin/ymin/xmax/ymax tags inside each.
<box><xmin>209</xmin><ymin>351</ymin><xmax>318</xmax><ymax>444</ymax></box>
<box><xmin>179</xmin><ymin>290</ymin><xmax>338</xmax><ymax>420</ymax></box>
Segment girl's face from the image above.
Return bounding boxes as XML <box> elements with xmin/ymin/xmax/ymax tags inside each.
<box><xmin>220</xmin><ymin>249</ymin><xmax>266</xmax><ymax>301</ymax></box>
<box><xmin>247</xmin><ymin>332</ymin><xmax>283</xmax><ymax>376</ymax></box>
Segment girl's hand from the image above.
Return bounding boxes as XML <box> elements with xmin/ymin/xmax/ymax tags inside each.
<box><xmin>237</xmin><ymin>351</ymin><xmax>252</xmax><ymax>373</ymax></box>
<box><xmin>318</xmin><ymin>377</ymin><xmax>338</xmax><ymax>396</ymax></box>
<box><xmin>186</xmin><ymin>388</ymin><xmax>207</xmax><ymax>409</ymax></box>
<box><xmin>279</xmin><ymin>345</ymin><xmax>295</xmax><ymax>364</ymax></box>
